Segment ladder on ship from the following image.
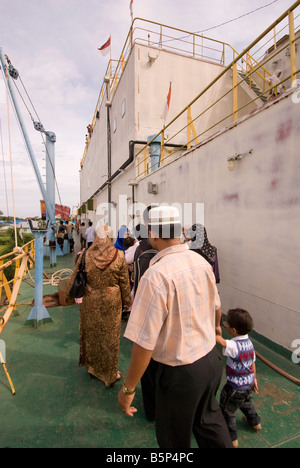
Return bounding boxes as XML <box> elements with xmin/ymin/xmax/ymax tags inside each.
<box><xmin>238</xmin><ymin>71</ymin><xmax>268</xmax><ymax>103</ymax></box>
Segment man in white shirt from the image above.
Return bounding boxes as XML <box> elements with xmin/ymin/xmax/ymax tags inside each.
<box><xmin>118</xmin><ymin>206</ymin><xmax>232</xmax><ymax>448</ymax></box>
<box><xmin>85</xmin><ymin>221</ymin><xmax>95</xmax><ymax>248</ymax></box>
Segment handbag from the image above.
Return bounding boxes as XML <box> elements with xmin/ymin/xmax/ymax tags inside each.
<box><xmin>69</xmin><ymin>249</ymin><xmax>87</xmax><ymax>298</ymax></box>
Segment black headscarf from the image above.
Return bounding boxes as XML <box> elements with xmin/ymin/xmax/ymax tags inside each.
<box><xmin>188</xmin><ymin>224</ymin><xmax>217</xmax><ymax>265</ymax></box>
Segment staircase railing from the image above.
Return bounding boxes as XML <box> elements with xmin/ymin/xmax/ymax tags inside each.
<box><xmin>135</xmin><ymin>1</ymin><xmax>300</xmax><ymax>177</ymax></box>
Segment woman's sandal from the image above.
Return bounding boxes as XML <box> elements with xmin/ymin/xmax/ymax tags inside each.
<box><xmin>110</xmin><ymin>371</ymin><xmax>122</xmax><ymax>387</ymax></box>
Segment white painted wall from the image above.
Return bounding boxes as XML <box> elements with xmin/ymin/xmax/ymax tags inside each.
<box><xmin>135</xmin><ymin>45</ymin><xmax>227</xmax><ymax>142</ymax></box>
<box><xmin>80</xmin><ymin>43</ymin><xmax>233</xmax><ymax>205</ymax></box>
<box><xmin>79</xmin><ymin>41</ymin><xmax>300</xmax><ymax>351</ymax></box>
<box><xmin>135</xmin><ymin>91</ymin><xmax>300</xmax><ymax>351</ymax></box>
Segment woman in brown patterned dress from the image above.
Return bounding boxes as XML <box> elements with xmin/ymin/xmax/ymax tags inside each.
<box><xmin>70</xmin><ymin>225</ymin><xmax>132</xmax><ymax>387</ymax></box>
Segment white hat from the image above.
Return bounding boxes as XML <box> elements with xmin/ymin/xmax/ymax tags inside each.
<box><xmin>148</xmin><ymin>206</ymin><xmax>181</xmax><ymax>226</ymax></box>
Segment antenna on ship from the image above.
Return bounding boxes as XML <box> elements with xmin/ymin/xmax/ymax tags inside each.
<box><xmin>0</xmin><ymin>48</ymin><xmax>56</xmax><ymax>328</ymax></box>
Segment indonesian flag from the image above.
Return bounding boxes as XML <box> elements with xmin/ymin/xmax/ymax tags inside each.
<box><xmin>130</xmin><ymin>0</ymin><xmax>134</xmax><ymax>22</ymax></box>
<box><xmin>161</xmin><ymin>82</ymin><xmax>172</xmax><ymax>123</ymax></box>
<box><xmin>98</xmin><ymin>36</ymin><xmax>111</xmax><ymax>56</ymax></box>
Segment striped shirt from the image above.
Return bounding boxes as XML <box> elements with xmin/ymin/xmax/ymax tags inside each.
<box><xmin>223</xmin><ymin>335</ymin><xmax>256</xmax><ymax>390</ymax></box>
<box><xmin>124</xmin><ymin>243</ymin><xmax>221</xmax><ymax>366</ymax></box>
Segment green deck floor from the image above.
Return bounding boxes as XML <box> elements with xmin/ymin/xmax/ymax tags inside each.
<box><xmin>0</xmin><ymin>239</ymin><xmax>299</xmax><ymax>448</ymax></box>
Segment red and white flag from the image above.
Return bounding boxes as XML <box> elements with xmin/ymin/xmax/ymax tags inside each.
<box><xmin>98</xmin><ymin>36</ymin><xmax>111</xmax><ymax>56</ymax></box>
<box><xmin>161</xmin><ymin>82</ymin><xmax>172</xmax><ymax>123</ymax></box>
<box><xmin>130</xmin><ymin>0</ymin><xmax>134</xmax><ymax>22</ymax></box>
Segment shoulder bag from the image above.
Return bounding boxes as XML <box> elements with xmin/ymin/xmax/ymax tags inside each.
<box><xmin>69</xmin><ymin>249</ymin><xmax>87</xmax><ymax>298</ymax></box>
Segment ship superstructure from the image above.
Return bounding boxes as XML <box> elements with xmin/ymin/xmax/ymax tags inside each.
<box><xmin>79</xmin><ymin>5</ymin><xmax>300</xmax><ymax>352</ymax></box>
<box><xmin>0</xmin><ymin>3</ymin><xmax>299</xmax><ymax>450</ymax></box>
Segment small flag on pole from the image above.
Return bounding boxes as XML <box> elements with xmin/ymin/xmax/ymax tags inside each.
<box><xmin>130</xmin><ymin>0</ymin><xmax>134</xmax><ymax>23</ymax></box>
<box><xmin>98</xmin><ymin>36</ymin><xmax>111</xmax><ymax>56</ymax></box>
<box><xmin>161</xmin><ymin>82</ymin><xmax>172</xmax><ymax>123</ymax></box>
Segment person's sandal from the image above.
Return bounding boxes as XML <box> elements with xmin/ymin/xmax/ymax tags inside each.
<box><xmin>243</xmin><ymin>417</ymin><xmax>262</xmax><ymax>432</ymax></box>
<box><xmin>252</xmin><ymin>423</ymin><xmax>262</xmax><ymax>431</ymax></box>
<box><xmin>110</xmin><ymin>371</ymin><xmax>122</xmax><ymax>386</ymax></box>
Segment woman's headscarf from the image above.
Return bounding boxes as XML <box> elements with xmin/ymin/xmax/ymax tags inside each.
<box><xmin>114</xmin><ymin>226</ymin><xmax>129</xmax><ymax>252</ymax></box>
<box><xmin>188</xmin><ymin>224</ymin><xmax>217</xmax><ymax>265</ymax></box>
<box><xmin>88</xmin><ymin>225</ymin><xmax>118</xmax><ymax>270</ymax></box>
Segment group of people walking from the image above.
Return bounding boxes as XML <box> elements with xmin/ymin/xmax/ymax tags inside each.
<box><xmin>68</xmin><ymin>205</ymin><xmax>261</xmax><ymax>449</ymax></box>
<box><xmin>78</xmin><ymin>221</ymin><xmax>96</xmax><ymax>249</ymax></box>
<box><xmin>57</xmin><ymin>220</ymin><xmax>75</xmax><ymax>252</ymax></box>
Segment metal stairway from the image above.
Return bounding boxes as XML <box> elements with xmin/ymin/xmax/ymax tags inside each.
<box><xmin>238</xmin><ymin>71</ymin><xmax>268</xmax><ymax>103</ymax></box>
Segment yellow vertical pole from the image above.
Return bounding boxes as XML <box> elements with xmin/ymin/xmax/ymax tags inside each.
<box><xmin>0</xmin><ymin>264</ymin><xmax>12</xmax><ymax>304</ymax></box>
<box><xmin>144</xmin><ymin>147</ymin><xmax>147</xmax><ymax>176</ymax></box>
<box><xmin>187</xmin><ymin>106</ymin><xmax>199</xmax><ymax>149</ymax></box>
<box><xmin>232</xmin><ymin>62</ymin><xmax>238</xmax><ymax>122</ymax></box>
<box><xmin>0</xmin><ymin>255</ymin><xmax>28</xmax><ymax>333</ymax></box>
<box><xmin>221</xmin><ymin>43</ymin><xmax>225</xmax><ymax>65</ymax></box>
<box><xmin>246</xmin><ymin>53</ymin><xmax>253</xmax><ymax>89</ymax></box>
<box><xmin>288</xmin><ymin>10</ymin><xmax>297</xmax><ymax>85</ymax></box>
<box><xmin>12</xmin><ymin>258</ymin><xmax>21</xmax><ymax>313</ymax></box>
<box><xmin>160</xmin><ymin>130</ymin><xmax>165</xmax><ymax>166</ymax></box>
<box><xmin>0</xmin><ymin>260</ymin><xmax>3</xmax><ymax>301</ymax></box>
<box><xmin>130</xmin><ymin>26</ymin><xmax>133</xmax><ymax>50</ymax></box>
<box><xmin>159</xmin><ymin>25</ymin><xmax>162</xmax><ymax>48</ymax></box>
<box><xmin>13</xmin><ymin>258</ymin><xmax>20</xmax><ymax>282</ymax></box>
<box><xmin>28</xmin><ymin>240</ymin><xmax>34</xmax><ymax>269</ymax></box>
<box><xmin>187</xmin><ymin>106</ymin><xmax>192</xmax><ymax>150</ymax></box>
<box><xmin>113</xmin><ymin>72</ymin><xmax>117</xmax><ymax>93</ymax></box>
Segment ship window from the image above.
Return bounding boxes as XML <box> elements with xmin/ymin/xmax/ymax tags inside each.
<box><xmin>113</xmin><ymin>117</ymin><xmax>117</xmax><ymax>133</ymax></box>
<box><xmin>121</xmin><ymin>98</ymin><xmax>126</xmax><ymax>118</ymax></box>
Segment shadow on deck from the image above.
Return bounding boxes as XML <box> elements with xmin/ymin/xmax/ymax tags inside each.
<box><xmin>0</xmin><ymin>235</ymin><xmax>299</xmax><ymax>448</ymax></box>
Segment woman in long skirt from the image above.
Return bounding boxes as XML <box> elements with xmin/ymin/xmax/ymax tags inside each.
<box><xmin>69</xmin><ymin>225</ymin><xmax>132</xmax><ymax>387</ymax></box>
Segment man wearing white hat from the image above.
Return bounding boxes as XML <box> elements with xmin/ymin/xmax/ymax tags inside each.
<box><xmin>118</xmin><ymin>206</ymin><xmax>232</xmax><ymax>448</ymax></box>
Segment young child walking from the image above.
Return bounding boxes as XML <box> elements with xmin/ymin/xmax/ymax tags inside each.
<box><xmin>216</xmin><ymin>308</ymin><xmax>261</xmax><ymax>448</ymax></box>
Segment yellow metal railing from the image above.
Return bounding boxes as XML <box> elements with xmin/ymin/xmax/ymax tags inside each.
<box><xmin>130</xmin><ymin>19</ymin><xmax>235</xmax><ymax>65</ymax></box>
<box><xmin>80</xmin><ymin>18</ymin><xmax>240</xmax><ymax>168</ymax></box>
<box><xmin>0</xmin><ymin>240</ymin><xmax>35</xmax><ymax>333</ymax></box>
<box><xmin>135</xmin><ymin>1</ymin><xmax>300</xmax><ymax>178</ymax></box>
<box><xmin>80</xmin><ymin>3</ymin><xmax>299</xmax><ymax>171</ymax></box>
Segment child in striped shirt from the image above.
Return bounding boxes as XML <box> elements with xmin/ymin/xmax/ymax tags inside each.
<box><xmin>216</xmin><ymin>308</ymin><xmax>261</xmax><ymax>448</ymax></box>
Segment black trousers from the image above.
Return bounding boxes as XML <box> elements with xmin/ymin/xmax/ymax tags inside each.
<box><xmin>220</xmin><ymin>383</ymin><xmax>261</xmax><ymax>441</ymax></box>
<box><xmin>142</xmin><ymin>347</ymin><xmax>232</xmax><ymax>448</ymax></box>
<box><xmin>141</xmin><ymin>358</ymin><xmax>158</xmax><ymax>422</ymax></box>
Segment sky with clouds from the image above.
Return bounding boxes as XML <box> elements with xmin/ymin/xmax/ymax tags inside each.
<box><xmin>0</xmin><ymin>0</ymin><xmax>294</xmax><ymax>219</ymax></box>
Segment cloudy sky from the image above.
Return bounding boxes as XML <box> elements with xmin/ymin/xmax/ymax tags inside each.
<box><xmin>0</xmin><ymin>0</ymin><xmax>294</xmax><ymax>219</ymax></box>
